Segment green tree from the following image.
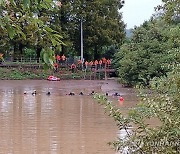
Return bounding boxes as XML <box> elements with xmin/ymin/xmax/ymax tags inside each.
<box><xmin>60</xmin><ymin>0</ymin><xmax>125</xmax><ymax>60</ymax></box>
<box><xmin>0</xmin><ymin>0</ymin><xmax>64</xmax><ymax>62</ymax></box>
<box><xmin>156</xmin><ymin>0</ymin><xmax>180</xmax><ymax>23</ymax></box>
<box><xmin>96</xmin><ymin>1</ymin><xmax>180</xmax><ymax>153</ymax></box>
<box><xmin>94</xmin><ymin>63</ymin><xmax>180</xmax><ymax>153</ymax></box>
<box><xmin>114</xmin><ymin>19</ymin><xmax>180</xmax><ymax>86</ymax></box>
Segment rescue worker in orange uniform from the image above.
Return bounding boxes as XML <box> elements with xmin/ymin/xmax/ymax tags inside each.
<box><xmin>78</xmin><ymin>59</ymin><xmax>82</xmax><ymax>69</ymax></box>
<box><xmin>71</xmin><ymin>63</ymin><xmax>76</xmax><ymax>73</ymax></box>
<box><xmin>85</xmin><ymin>61</ymin><xmax>88</xmax><ymax>69</ymax></box>
<box><xmin>94</xmin><ymin>60</ymin><xmax>98</xmax><ymax>70</ymax></box>
<box><xmin>99</xmin><ymin>59</ymin><xmax>102</xmax><ymax>69</ymax></box>
<box><xmin>89</xmin><ymin>61</ymin><xmax>94</xmax><ymax>70</ymax></box>
<box><xmin>54</xmin><ymin>63</ymin><xmax>58</xmax><ymax>72</ymax></box>
<box><xmin>61</xmin><ymin>54</ymin><xmax>66</xmax><ymax>61</ymax></box>
<box><xmin>56</xmin><ymin>55</ymin><xmax>61</xmax><ymax>63</ymax></box>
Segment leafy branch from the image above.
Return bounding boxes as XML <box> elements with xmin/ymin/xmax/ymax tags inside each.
<box><xmin>93</xmin><ymin>64</ymin><xmax>180</xmax><ymax>153</ymax></box>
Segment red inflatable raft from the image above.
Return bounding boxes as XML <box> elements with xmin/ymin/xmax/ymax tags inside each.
<box><xmin>47</xmin><ymin>76</ymin><xmax>60</xmax><ymax>81</ymax></box>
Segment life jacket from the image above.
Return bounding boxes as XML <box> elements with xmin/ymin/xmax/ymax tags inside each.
<box><xmin>85</xmin><ymin>61</ymin><xmax>88</xmax><ymax>66</ymax></box>
<box><xmin>62</xmin><ymin>54</ymin><xmax>66</xmax><ymax>61</ymax></box>
<box><xmin>78</xmin><ymin>60</ymin><xmax>82</xmax><ymax>64</ymax></box>
<box><xmin>54</xmin><ymin>63</ymin><xmax>58</xmax><ymax>68</ymax></box>
<box><xmin>71</xmin><ymin>64</ymin><xmax>76</xmax><ymax>69</ymax></box>
<box><xmin>94</xmin><ymin>60</ymin><xmax>98</xmax><ymax>65</ymax></box>
<box><xmin>99</xmin><ymin>60</ymin><xmax>102</xmax><ymax>65</ymax></box>
<box><xmin>56</xmin><ymin>55</ymin><xmax>61</xmax><ymax>61</ymax></box>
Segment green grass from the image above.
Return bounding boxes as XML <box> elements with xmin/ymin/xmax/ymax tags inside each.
<box><xmin>0</xmin><ymin>67</ymin><xmax>106</xmax><ymax>80</ymax></box>
<box><xmin>0</xmin><ymin>68</ymin><xmax>48</xmax><ymax>80</ymax></box>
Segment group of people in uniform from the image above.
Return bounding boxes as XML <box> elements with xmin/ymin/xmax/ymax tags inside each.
<box><xmin>54</xmin><ymin>54</ymin><xmax>112</xmax><ymax>73</ymax></box>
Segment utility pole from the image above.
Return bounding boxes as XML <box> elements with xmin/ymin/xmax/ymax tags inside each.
<box><xmin>80</xmin><ymin>19</ymin><xmax>84</xmax><ymax>63</ymax></box>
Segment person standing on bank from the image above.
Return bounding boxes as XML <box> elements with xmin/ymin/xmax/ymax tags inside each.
<box><xmin>71</xmin><ymin>63</ymin><xmax>76</xmax><ymax>73</ymax></box>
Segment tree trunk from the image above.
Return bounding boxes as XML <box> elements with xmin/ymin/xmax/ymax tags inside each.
<box><xmin>61</xmin><ymin>45</ymin><xmax>65</xmax><ymax>55</ymax></box>
<box><xmin>36</xmin><ymin>46</ymin><xmax>42</xmax><ymax>63</ymax></box>
<box><xmin>14</xmin><ymin>42</ymin><xmax>17</xmax><ymax>53</ymax></box>
<box><xmin>94</xmin><ymin>45</ymin><xmax>99</xmax><ymax>60</ymax></box>
<box><xmin>19</xmin><ymin>43</ymin><xmax>24</xmax><ymax>55</ymax></box>
<box><xmin>13</xmin><ymin>42</ymin><xmax>18</xmax><ymax>61</ymax></box>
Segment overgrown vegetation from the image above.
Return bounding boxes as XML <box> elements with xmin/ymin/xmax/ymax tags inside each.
<box><xmin>94</xmin><ymin>0</ymin><xmax>180</xmax><ymax>153</ymax></box>
<box><xmin>112</xmin><ymin>0</ymin><xmax>180</xmax><ymax>87</ymax></box>
<box><xmin>94</xmin><ymin>64</ymin><xmax>180</xmax><ymax>153</ymax></box>
<box><xmin>113</xmin><ymin>20</ymin><xmax>179</xmax><ymax>86</ymax></box>
<box><xmin>0</xmin><ymin>67</ymin><xmax>103</xmax><ymax>80</ymax></box>
<box><xmin>0</xmin><ymin>67</ymin><xmax>49</xmax><ymax>80</ymax></box>
<box><xmin>0</xmin><ymin>0</ymin><xmax>125</xmax><ymax>62</ymax></box>
<box><xmin>0</xmin><ymin>0</ymin><xmax>180</xmax><ymax>153</ymax></box>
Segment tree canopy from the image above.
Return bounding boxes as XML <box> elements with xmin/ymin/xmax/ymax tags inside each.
<box><xmin>57</xmin><ymin>0</ymin><xmax>126</xmax><ymax>60</ymax></box>
<box><xmin>94</xmin><ymin>63</ymin><xmax>180</xmax><ymax>153</ymax></box>
<box><xmin>0</xmin><ymin>0</ymin><xmax>126</xmax><ymax>62</ymax></box>
<box><xmin>114</xmin><ymin>18</ymin><xmax>179</xmax><ymax>86</ymax></box>
<box><xmin>96</xmin><ymin>0</ymin><xmax>180</xmax><ymax>153</ymax></box>
<box><xmin>156</xmin><ymin>0</ymin><xmax>180</xmax><ymax>23</ymax></box>
<box><xmin>0</xmin><ymin>0</ymin><xmax>64</xmax><ymax>67</ymax></box>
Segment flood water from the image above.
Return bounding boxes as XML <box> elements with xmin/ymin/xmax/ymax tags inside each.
<box><xmin>0</xmin><ymin>80</ymin><xmax>137</xmax><ymax>154</ymax></box>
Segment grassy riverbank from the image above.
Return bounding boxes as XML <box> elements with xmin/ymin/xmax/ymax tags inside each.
<box><xmin>0</xmin><ymin>67</ymin><xmax>49</xmax><ymax>80</ymax></box>
<box><xmin>0</xmin><ymin>67</ymin><xmax>103</xmax><ymax>80</ymax></box>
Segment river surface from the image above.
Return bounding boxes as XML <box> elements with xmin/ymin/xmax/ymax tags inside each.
<box><xmin>0</xmin><ymin>80</ymin><xmax>137</xmax><ymax>154</ymax></box>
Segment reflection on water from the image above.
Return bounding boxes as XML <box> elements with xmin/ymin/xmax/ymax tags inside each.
<box><xmin>0</xmin><ymin>80</ymin><xmax>123</xmax><ymax>154</ymax></box>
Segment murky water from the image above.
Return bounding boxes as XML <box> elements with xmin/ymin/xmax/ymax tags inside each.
<box><xmin>0</xmin><ymin>80</ymin><xmax>137</xmax><ymax>154</ymax></box>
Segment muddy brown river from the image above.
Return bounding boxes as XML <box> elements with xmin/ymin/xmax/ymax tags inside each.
<box><xmin>0</xmin><ymin>80</ymin><xmax>137</xmax><ymax>154</ymax></box>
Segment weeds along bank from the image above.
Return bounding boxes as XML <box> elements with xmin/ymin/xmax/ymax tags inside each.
<box><xmin>0</xmin><ymin>67</ymin><xmax>106</xmax><ymax>80</ymax></box>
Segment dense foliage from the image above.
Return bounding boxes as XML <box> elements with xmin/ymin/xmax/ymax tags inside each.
<box><xmin>59</xmin><ymin>0</ymin><xmax>125</xmax><ymax>60</ymax></box>
<box><xmin>94</xmin><ymin>0</ymin><xmax>180</xmax><ymax>153</ymax></box>
<box><xmin>114</xmin><ymin>19</ymin><xmax>180</xmax><ymax>86</ymax></box>
<box><xmin>113</xmin><ymin>0</ymin><xmax>180</xmax><ymax>86</ymax></box>
<box><xmin>0</xmin><ymin>0</ymin><xmax>65</xmax><ymax>68</ymax></box>
<box><xmin>0</xmin><ymin>0</ymin><xmax>63</xmax><ymax>51</ymax></box>
<box><xmin>94</xmin><ymin>63</ymin><xmax>180</xmax><ymax>153</ymax></box>
<box><xmin>0</xmin><ymin>0</ymin><xmax>125</xmax><ymax>62</ymax></box>
<box><xmin>156</xmin><ymin>0</ymin><xmax>180</xmax><ymax>23</ymax></box>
